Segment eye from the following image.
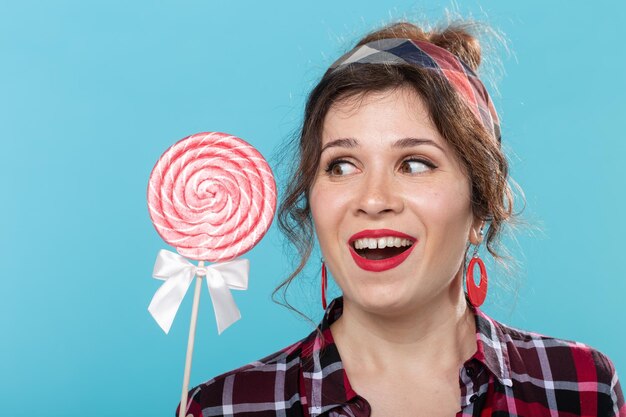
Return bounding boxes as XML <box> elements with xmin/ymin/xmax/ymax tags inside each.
<box><xmin>325</xmin><ymin>159</ymin><xmax>357</xmax><ymax>176</ymax></box>
<box><xmin>400</xmin><ymin>158</ymin><xmax>435</xmax><ymax>174</ymax></box>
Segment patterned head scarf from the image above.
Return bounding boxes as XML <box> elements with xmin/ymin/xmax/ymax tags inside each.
<box><xmin>327</xmin><ymin>38</ymin><xmax>501</xmax><ymax>143</ymax></box>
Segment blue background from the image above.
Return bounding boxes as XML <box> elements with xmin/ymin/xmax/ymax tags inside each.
<box><xmin>1</xmin><ymin>1</ymin><xmax>624</xmax><ymax>415</ymax></box>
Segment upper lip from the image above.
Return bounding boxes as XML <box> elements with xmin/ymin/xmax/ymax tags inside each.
<box><xmin>348</xmin><ymin>229</ymin><xmax>417</xmax><ymax>245</ymax></box>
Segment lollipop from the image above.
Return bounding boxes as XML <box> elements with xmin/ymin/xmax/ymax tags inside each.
<box><xmin>146</xmin><ymin>132</ymin><xmax>276</xmax><ymax>417</ymax></box>
<box><xmin>147</xmin><ymin>131</ymin><xmax>276</xmax><ymax>262</ymax></box>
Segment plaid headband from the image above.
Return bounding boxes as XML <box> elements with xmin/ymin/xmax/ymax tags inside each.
<box><xmin>328</xmin><ymin>38</ymin><xmax>501</xmax><ymax>142</ymax></box>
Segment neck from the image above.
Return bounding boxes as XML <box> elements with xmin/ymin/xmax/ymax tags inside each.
<box><xmin>330</xmin><ymin>271</ymin><xmax>477</xmax><ymax>374</ymax></box>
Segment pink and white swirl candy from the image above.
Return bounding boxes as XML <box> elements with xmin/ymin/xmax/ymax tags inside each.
<box><xmin>147</xmin><ymin>132</ymin><xmax>276</xmax><ymax>262</ymax></box>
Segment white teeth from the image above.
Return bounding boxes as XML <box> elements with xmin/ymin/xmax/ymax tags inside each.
<box><xmin>353</xmin><ymin>236</ymin><xmax>414</xmax><ymax>250</ymax></box>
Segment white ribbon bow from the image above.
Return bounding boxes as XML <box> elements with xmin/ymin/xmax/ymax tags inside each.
<box><xmin>148</xmin><ymin>249</ymin><xmax>249</xmax><ymax>334</ymax></box>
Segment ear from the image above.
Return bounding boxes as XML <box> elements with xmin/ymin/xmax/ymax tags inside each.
<box><xmin>468</xmin><ymin>216</ymin><xmax>485</xmax><ymax>246</ymax></box>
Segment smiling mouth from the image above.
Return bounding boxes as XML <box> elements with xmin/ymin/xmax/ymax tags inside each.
<box><xmin>352</xmin><ymin>237</ymin><xmax>414</xmax><ymax>260</ymax></box>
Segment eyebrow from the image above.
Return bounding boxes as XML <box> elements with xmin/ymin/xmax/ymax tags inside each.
<box><xmin>320</xmin><ymin>137</ymin><xmax>444</xmax><ymax>153</ymax></box>
<box><xmin>320</xmin><ymin>138</ymin><xmax>359</xmax><ymax>154</ymax></box>
<box><xmin>393</xmin><ymin>137</ymin><xmax>444</xmax><ymax>152</ymax></box>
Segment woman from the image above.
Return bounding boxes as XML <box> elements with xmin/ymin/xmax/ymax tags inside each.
<box><xmin>177</xmin><ymin>21</ymin><xmax>625</xmax><ymax>417</ymax></box>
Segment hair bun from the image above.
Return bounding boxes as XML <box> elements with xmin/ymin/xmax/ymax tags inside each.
<box><xmin>428</xmin><ymin>26</ymin><xmax>482</xmax><ymax>72</ymax></box>
<box><xmin>357</xmin><ymin>22</ymin><xmax>428</xmax><ymax>46</ymax></box>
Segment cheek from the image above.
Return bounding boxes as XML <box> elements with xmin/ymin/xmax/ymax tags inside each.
<box><xmin>408</xmin><ymin>185</ymin><xmax>473</xmax><ymax>283</ymax></box>
<box><xmin>309</xmin><ymin>181</ymin><xmax>325</xmax><ymax>225</ymax></box>
<box><xmin>310</xmin><ymin>180</ymin><xmax>355</xmax><ymax>256</ymax></box>
<box><xmin>408</xmin><ymin>181</ymin><xmax>473</xmax><ymax>241</ymax></box>
<box><xmin>310</xmin><ymin>179</ymin><xmax>352</xmax><ymax>218</ymax></box>
<box><xmin>310</xmin><ymin>181</ymin><xmax>339</xmax><ymax>243</ymax></box>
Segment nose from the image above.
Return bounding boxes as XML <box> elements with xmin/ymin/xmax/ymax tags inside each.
<box><xmin>354</xmin><ymin>170</ymin><xmax>404</xmax><ymax>217</ymax></box>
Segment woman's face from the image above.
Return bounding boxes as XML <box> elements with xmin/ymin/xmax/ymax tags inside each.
<box><xmin>310</xmin><ymin>87</ymin><xmax>483</xmax><ymax>316</ymax></box>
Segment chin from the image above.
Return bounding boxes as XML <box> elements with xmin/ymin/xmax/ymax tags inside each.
<box><xmin>349</xmin><ymin>287</ymin><xmax>417</xmax><ymax>316</ymax></box>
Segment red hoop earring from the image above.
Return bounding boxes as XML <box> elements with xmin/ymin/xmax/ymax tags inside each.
<box><xmin>466</xmin><ymin>252</ymin><xmax>488</xmax><ymax>307</ymax></box>
<box><xmin>321</xmin><ymin>260</ymin><xmax>328</xmax><ymax>310</ymax></box>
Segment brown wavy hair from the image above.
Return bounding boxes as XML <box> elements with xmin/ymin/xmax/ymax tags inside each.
<box><xmin>273</xmin><ymin>21</ymin><xmax>517</xmax><ymax>312</ymax></box>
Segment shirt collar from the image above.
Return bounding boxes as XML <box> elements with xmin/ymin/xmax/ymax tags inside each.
<box><xmin>299</xmin><ymin>297</ymin><xmax>513</xmax><ymax>416</ymax></box>
<box><xmin>299</xmin><ymin>297</ymin><xmax>357</xmax><ymax>416</ymax></box>
<box><xmin>470</xmin><ymin>304</ymin><xmax>513</xmax><ymax>387</ymax></box>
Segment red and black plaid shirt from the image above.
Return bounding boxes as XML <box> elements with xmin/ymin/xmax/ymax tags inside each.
<box><xmin>178</xmin><ymin>297</ymin><xmax>625</xmax><ymax>416</ymax></box>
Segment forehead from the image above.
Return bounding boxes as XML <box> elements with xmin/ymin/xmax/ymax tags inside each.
<box><xmin>321</xmin><ymin>87</ymin><xmax>443</xmax><ymax>146</ymax></box>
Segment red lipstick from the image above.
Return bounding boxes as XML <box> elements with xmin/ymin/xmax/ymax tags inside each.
<box><xmin>348</xmin><ymin>229</ymin><xmax>416</xmax><ymax>272</ymax></box>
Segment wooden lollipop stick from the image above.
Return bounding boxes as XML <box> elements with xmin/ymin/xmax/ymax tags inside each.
<box><xmin>179</xmin><ymin>260</ymin><xmax>204</xmax><ymax>417</ymax></box>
